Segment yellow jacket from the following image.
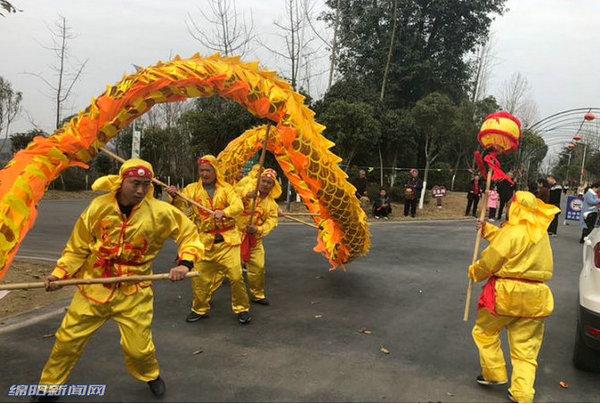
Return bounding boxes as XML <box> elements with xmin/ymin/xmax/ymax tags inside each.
<box><xmin>52</xmin><ymin>193</ymin><xmax>204</xmax><ymax>304</ymax></box>
<box><xmin>172</xmin><ymin>182</ymin><xmax>243</xmax><ymax>249</ymax></box>
<box><xmin>470</xmin><ymin>191</ymin><xmax>560</xmax><ymax>318</ymax></box>
<box><xmin>237</xmin><ymin>186</ymin><xmax>279</xmax><ymax>240</ymax></box>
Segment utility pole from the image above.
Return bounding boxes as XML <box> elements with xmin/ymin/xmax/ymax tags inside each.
<box><xmin>131</xmin><ymin>119</ymin><xmax>141</xmax><ymax>158</ymax></box>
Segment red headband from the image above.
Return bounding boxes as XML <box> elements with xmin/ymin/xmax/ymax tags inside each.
<box><xmin>197</xmin><ymin>158</ymin><xmax>213</xmax><ymax>166</ymax></box>
<box><xmin>122</xmin><ymin>166</ymin><xmax>153</xmax><ymax>180</ymax></box>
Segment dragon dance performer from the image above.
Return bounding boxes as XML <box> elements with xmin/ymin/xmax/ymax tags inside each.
<box><xmin>38</xmin><ymin>159</ymin><xmax>204</xmax><ymax>398</ymax></box>
<box><xmin>224</xmin><ymin>168</ymin><xmax>280</xmax><ymax>305</ymax></box>
<box><xmin>166</xmin><ymin>155</ymin><xmax>251</xmax><ymax>324</ymax></box>
<box><xmin>234</xmin><ymin>164</ymin><xmax>260</xmax><ymax>192</ymax></box>
<box><xmin>469</xmin><ymin>191</ymin><xmax>560</xmax><ymax>403</ymax></box>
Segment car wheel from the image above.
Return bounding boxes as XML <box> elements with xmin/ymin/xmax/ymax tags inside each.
<box><xmin>573</xmin><ymin>320</ymin><xmax>600</xmax><ymax>372</ymax></box>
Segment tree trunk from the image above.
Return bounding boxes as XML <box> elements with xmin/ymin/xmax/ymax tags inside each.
<box><xmin>419</xmin><ymin>159</ymin><xmax>430</xmax><ymax>210</ymax></box>
<box><xmin>379</xmin><ymin>0</ymin><xmax>398</xmax><ymax>102</ymax></box>
<box><xmin>451</xmin><ymin>153</ymin><xmax>462</xmax><ymax>191</ymax></box>
<box><xmin>327</xmin><ymin>0</ymin><xmax>341</xmax><ymax>90</ymax></box>
<box><xmin>389</xmin><ymin>150</ymin><xmax>398</xmax><ymax>187</ymax></box>
<box><xmin>378</xmin><ymin>145</ymin><xmax>384</xmax><ymax>187</ymax></box>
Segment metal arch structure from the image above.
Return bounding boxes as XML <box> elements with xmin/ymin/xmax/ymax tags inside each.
<box><xmin>527</xmin><ymin>107</ymin><xmax>600</xmax><ymax>184</ymax></box>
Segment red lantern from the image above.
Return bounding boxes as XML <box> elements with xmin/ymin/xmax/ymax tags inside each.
<box><xmin>585</xmin><ymin>112</ymin><xmax>596</xmax><ymax>121</ymax></box>
<box><xmin>573</xmin><ymin>135</ymin><xmax>582</xmax><ymax>141</ymax></box>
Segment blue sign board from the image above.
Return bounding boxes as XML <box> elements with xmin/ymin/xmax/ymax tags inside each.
<box><xmin>565</xmin><ymin>195</ymin><xmax>583</xmax><ymax>221</ymax></box>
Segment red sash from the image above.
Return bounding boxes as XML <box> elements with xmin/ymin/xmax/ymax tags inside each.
<box><xmin>478</xmin><ymin>276</ymin><xmax>543</xmax><ymax>315</ymax></box>
<box><xmin>240</xmin><ymin>233</ymin><xmax>257</xmax><ymax>263</ymax></box>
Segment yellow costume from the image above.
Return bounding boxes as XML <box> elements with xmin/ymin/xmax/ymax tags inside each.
<box><xmin>40</xmin><ymin>159</ymin><xmax>204</xmax><ymax>386</ymax></box>
<box><xmin>469</xmin><ymin>191</ymin><xmax>560</xmax><ymax>403</ymax></box>
<box><xmin>171</xmin><ymin>155</ymin><xmax>249</xmax><ymax>315</ymax></box>
<box><xmin>226</xmin><ymin>169</ymin><xmax>281</xmax><ymax>301</ymax></box>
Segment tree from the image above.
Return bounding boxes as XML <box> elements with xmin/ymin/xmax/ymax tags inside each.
<box><xmin>411</xmin><ymin>92</ymin><xmax>457</xmax><ymax>208</ymax></box>
<box><xmin>0</xmin><ymin>0</ymin><xmax>19</xmax><ymax>16</ymax></box>
<box><xmin>186</xmin><ymin>0</ymin><xmax>254</xmax><ymax>57</ymax></box>
<box><xmin>498</xmin><ymin>72</ymin><xmax>538</xmax><ymax>128</ymax></box>
<box><xmin>470</xmin><ymin>35</ymin><xmax>496</xmax><ymax>102</ymax></box>
<box><xmin>322</xmin><ymin>0</ymin><xmax>507</xmax><ymax>108</ymax></box>
<box><xmin>261</xmin><ymin>0</ymin><xmax>317</xmax><ymax>91</ymax></box>
<box><xmin>180</xmin><ymin>97</ymin><xmax>263</xmax><ymax>157</ymax></box>
<box><xmin>319</xmin><ymin>100</ymin><xmax>380</xmax><ymax>169</ymax></box>
<box><xmin>0</xmin><ymin>77</ymin><xmax>22</xmax><ymax>153</ymax></box>
<box><xmin>10</xmin><ymin>129</ymin><xmax>47</xmax><ymax>153</ymax></box>
<box><xmin>25</xmin><ymin>15</ymin><xmax>88</xmax><ymax>129</ymax></box>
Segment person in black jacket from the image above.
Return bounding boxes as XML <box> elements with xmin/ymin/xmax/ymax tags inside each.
<box><xmin>354</xmin><ymin>169</ymin><xmax>368</xmax><ymax>199</ymax></box>
<box><xmin>465</xmin><ymin>175</ymin><xmax>483</xmax><ymax>217</ymax></box>
<box><xmin>404</xmin><ymin>169</ymin><xmax>423</xmax><ymax>217</ymax></box>
<box><xmin>496</xmin><ymin>171</ymin><xmax>516</xmax><ymax>220</ymax></box>
<box><xmin>547</xmin><ymin>175</ymin><xmax>562</xmax><ymax>235</ymax></box>
<box><xmin>373</xmin><ymin>188</ymin><xmax>392</xmax><ymax>219</ymax></box>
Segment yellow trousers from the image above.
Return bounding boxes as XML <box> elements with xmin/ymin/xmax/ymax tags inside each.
<box><xmin>191</xmin><ymin>243</ymin><xmax>250</xmax><ymax>315</ymax></box>
<box><xmin>213</xmin><ymin>241</ymin><xmax>267</xmax><ymax>300</ymax></box>
<box><xmin>40</xmin><ymin>287</ymin><xmax>159</xmax><ymax>385</ymax></box>
<box><xmin>472</xmin><ymin>309</ymin><xmax>545</xmax><ymax>403</ymax></box>
<box><xmin>246</xmin><ymin>242</ymin><xmax>267</xmax><ymax>300</ymax></box>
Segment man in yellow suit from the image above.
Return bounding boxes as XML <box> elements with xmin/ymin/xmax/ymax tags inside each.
<box><xmin>38</xmin><ymin>159</ymin><xmax>204</xmax><ymax>399</ymax></box>
<box><xmin>166</xmin><ymin>155</ymin><xmax>251</xmax><ymax>324</ymax></box>
<box><xmin>234</xmin><ymin>168</ymin><xmax>280</xmax><ymax>305</ymax></box>
<box><xmin>469</xmin><ymin>191</ymin><xmax>560</xmax><ymax>403</ymax></box>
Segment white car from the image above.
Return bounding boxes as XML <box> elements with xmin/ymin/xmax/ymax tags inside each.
<box><xmin>574</xmin><ymin>228</ymin><xmax>600</xmax><ymax>371</ymax></box>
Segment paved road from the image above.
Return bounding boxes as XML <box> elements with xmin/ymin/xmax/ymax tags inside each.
<box><xmin>0</xmin><ymin>199</ymin><xmax>597</xmax><ymax>402</ymax></box>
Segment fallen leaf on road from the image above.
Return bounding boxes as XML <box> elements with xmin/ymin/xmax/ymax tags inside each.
<box><xmin>314</xmin><ymin>314</ymin><xmax>322</xmax><ymax>318</ymax></box>
<box><xmin>446</xmin><ymin>392</ymin><xmax>454</xmax><ymax>397</ymax></box>
<box><xmin>559</xmin><ymin>381</ymin><xmax>569</xmax><ymax>389</ymax></box>
<box><xmin>316</xmin><ymin>275</ymin><xmax>324</xmax><ymax>279</ymax></box>
<box><xmin>380</xmin><ymin>345</ymin><xmax>390</xmax><ymax>354</ymax></box>
<box><xmin>358</xmin><ymin>327</ymin><xmax>373</xmax><ymax>335</ymax></box>
<box><xmin>192</xmin><ymin>349</ymin><xmax>203</xmax><ymax>355</ymax></box>
<box><xmin>310</xmin><ymin>301</ymin><xmax>319</xmax><ymax>305</ymax></box>
<box><xmin>41</xmin><ymin>333</ymin><xmax>54</xmax><ymax>339</ymax></box>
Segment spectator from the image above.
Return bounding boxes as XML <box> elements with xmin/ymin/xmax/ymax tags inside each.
<box><xmin>496</xmin><ymin>171</ymin><xmax>516</xmax><ymax>220</ymax></box>
<box><xmin>547</xmin><ymin>175</ymin><xmax>562</xmax><ymax>235</ymax></box>
<box><xmin>354</xmin><ymin>169</ymin><xmax>368</xmax><ymax>199</ymax></box>
<box><xmin>404</xmin><ymin>168</ymin><xmax>423</xmax><ymax>217</ymax></box>
<box><xmin>373</xmin><ymin>188</ymin><xmax>392</xmax><ymax>220</ymax></box>
<box><xmin>488</xmin><ymin>185</ymin><xmax>499</xmax><ymax>221</ymax></box>
<box><xmin>465</xmin><ymin>174</ymin><xmax>483</xmax><ymax>217</ymax></box>
<box><xmin>579</xmin><ymin>182</ymin><xmax>600</xmax><ymax>243</ymax></box>
<box><xmin>535</xmin><ymin>178</ymin><xmax>550</xmax><ymax>203</ymax></box>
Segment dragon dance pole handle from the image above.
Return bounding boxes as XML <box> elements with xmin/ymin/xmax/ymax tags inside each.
<box><xmin>0</xmin><ymin>271</ymin><xmax>200</xmax><ymax>291</ymax></box>
<box><xmin>100</xmin><ymin>147</ymin><xmax>215</xmax><ymax>215</ymax></box>
<box><xmin>248</xmin><ymin>125</ymin><xmax>271</xmax><ymax>227</ymax></box>
<box><xmin>463</xmin><ymin>169</ymin><xmax>493</xmax><ymax>322</ymax></box>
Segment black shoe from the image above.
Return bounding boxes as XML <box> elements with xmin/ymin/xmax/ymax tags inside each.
<box><xmin>476</xmin><ymin>375</ymin><xmax>507</xmax><ymax>386</ymax></box>
<box><xmin>252</xmin><ymin>298</ymin><xmax>270</xmax><ymax>306</ymax></box>
<box><xmin>507</xmin><ymin>391</ymin><xmax>517</xmax><ymax>402</ymax></box>
<box><xmin>148</xmin><ymin>376</ymin><xmax>166</xmax><ymax>398</ymax></box>
<box><xmin>185</xmin><ymin>311</ymin><xmax>208</xmax><ymax>323</ymax></box>
<box><xmin>238</xmin><ymin>311</ymin><xmax>252</xmax><ymax>324</ymax></box>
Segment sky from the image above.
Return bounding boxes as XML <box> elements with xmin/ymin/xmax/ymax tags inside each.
<box><xmin>1</xmin><ymin>0</ymin><xmax>599</xmax><ymax>160</ymax></box>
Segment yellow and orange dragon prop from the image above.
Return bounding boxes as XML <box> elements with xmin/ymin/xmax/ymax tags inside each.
<box><xmin>0</xmin><ymin>54</ymin><xmax>370</xmax><ymax>280</ymax></box>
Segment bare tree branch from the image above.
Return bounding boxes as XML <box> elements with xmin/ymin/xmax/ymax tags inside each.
<box><xmin>186</xmin><ymin>0</ymin><xmax>255</xmax><ymax>57</ymax></box>
<box><xmin>25</xmin><ymin>15</ymin><xmax>87</xmax><ymax>129</ymax></box>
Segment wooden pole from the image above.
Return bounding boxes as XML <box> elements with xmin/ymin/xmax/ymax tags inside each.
<box><xmin>282</xmin><ymin>212</ymin><xmax>319</xmax><ymax>217</ymax></box>
<box><xmin>463</xmin><ymin>169</ymin><xmax>493</xmax><ymax>322</ymax></box>
<box><xmin>0</xmin><ymin>271</ymin><xmax>200</xmax><ymax>291</ymax></box>
<box><xmin>100</xmin><ymin>147</ymin><xmax>214</xmax><ymax>215</ymax></box>
<box><xmin>283</xmin><ymin>214</ymin><xmax>320</xmax><ymax>229</ymax></box>
<box><xmin>248</xmin><ymin>125</ymin><xmax>271</xmax><ymax>227</ymax></box>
